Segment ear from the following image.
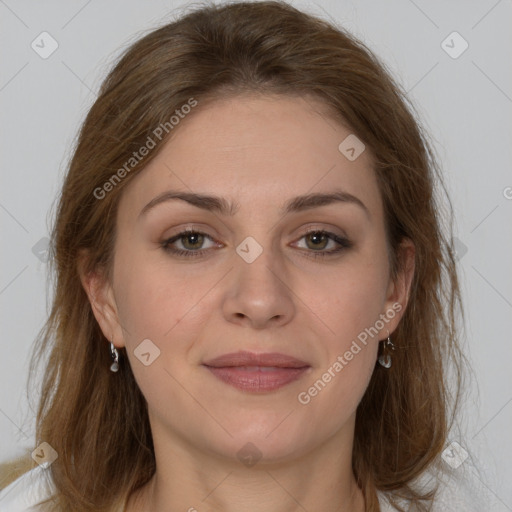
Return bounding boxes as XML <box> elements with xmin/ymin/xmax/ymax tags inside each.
<box><xmin>78</xmin><ymin>250</ymin><xmax>125</xmax><ymax>348</ymax></box>
<box><xmin>381</xmin><ymin>237</ymin><xmax>415</xmax><ymax>336</ymax></box>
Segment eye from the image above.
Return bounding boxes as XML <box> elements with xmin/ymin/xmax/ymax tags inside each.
<box><xmin>161</xmin><ymin>229</ymin><xmax>220</xmax><ymax>258</ymax></box>
<box><xmin>292</xmin><ymin>230</ymin><xmax>353</xmax><ymax>258</ymax></box>
<box><xmin>160</xmin><ymin>228</ymin><xmax>352</xmax><ymax>260</ymax></box>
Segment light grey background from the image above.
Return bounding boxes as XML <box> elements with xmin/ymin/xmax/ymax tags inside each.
<box><xmin>1</xmin><ymin>0</ymin><xmax>511</xmax><ymax>509</ymax></box>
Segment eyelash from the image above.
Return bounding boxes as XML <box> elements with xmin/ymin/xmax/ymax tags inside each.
<box><xmin>160</xmin><ymin>228</ymin><xmax>353</xmax><ymax>260</ymax></box>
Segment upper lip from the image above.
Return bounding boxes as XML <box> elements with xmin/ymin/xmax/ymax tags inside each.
<box><xmin>203</xmin><ymin>351</ymin><xmax>310</xmax><ymax>368</ymax></box>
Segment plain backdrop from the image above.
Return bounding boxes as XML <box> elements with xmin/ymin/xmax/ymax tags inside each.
<box><xmin>1</xmin><ymin>0</ymin><xmax>511</xmax><ymax>509</ymax></box>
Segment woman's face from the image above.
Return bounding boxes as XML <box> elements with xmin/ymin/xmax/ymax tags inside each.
<box><xmin>86</xmin><ymin>93</ymin><xmax>414</xmax><ymax>466</ymax></box>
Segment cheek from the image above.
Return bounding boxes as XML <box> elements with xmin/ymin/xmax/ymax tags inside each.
<box><xmin>113</xmin><ymin>247</ymin><xmax>209</xmax><ymax>342</ymax></box>
<box><xmin>112</xmin><ymin>257</ymin><xmax>209</xmax><ymax>406</ymax></box>
<box><xmin>296</xmin><ymin>273</ymin><xmax>382</xmax><ymax>431</ymax></box>
<box><xmin>296</xmin><ymin>343</ymin><xmax>377</xmax><ymax>443</ymax></box>
<box><xmin>297</xmin><ymin>255</ymin><xmax>386</xmax><ymax>406</ymax></box>
<box><xmin>308</xmin><ymin>258</ymin><xmax>389</xmax><ymax>343</ymax></box>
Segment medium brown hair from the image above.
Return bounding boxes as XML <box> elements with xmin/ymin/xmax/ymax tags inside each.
<box><xmin>3</xmin><ymin>1</ymin><xmax>466</xmax><ymax>510</ymax></box>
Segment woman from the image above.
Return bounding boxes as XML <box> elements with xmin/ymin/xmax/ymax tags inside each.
<box><xmin>0</xmin><ymin>1</ymin><xmax>476</xmax><ymax>510</ymax></box>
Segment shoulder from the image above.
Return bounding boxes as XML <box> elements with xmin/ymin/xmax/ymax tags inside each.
<box><xmin>0</xmin><ymin>467</ymin><xmax>54</xmax><ymax>511</ymax></box>
<box><xmin>377</xmin><ymin>492</ymin><xmax>396</xmax><ymax>511</ymax></box>
<box><xmin>377</xmin><ymin>462</ymin><xmax>489</xmax><ymax>511</ymax></box>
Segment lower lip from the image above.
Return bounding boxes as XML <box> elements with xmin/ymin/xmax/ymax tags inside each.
<box><xmin>204</xmin><ymin>366</ymin><xmax>310</xmax><ymax>392</ymax></box>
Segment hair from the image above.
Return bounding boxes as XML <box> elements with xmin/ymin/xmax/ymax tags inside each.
<box><xmin>1</xmin><ymin>1</ymin><xmax>467</xmax><ymax>511</ymax></box>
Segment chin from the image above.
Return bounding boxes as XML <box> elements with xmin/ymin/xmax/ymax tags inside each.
<box><xmin>209</xmin><ymin>415</ymin><xmax>314</xmax><ymax>466</ymax></box>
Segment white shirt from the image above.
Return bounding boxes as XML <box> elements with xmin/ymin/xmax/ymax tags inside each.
<box><xmin>0</xmin><ymin>466</ymin><xmax>486</xmax><ymax>511</ymax></box>
<box><xmin>0</xmin><ymin>467</ymin><xmax>53</xmax><ymax>512</ymax></box>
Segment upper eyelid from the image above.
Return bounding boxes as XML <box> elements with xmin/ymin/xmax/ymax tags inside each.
<box><xmin>165</xmin><ymin>222</ymin><xmax>347</xmax><ymax>239</ymax></box>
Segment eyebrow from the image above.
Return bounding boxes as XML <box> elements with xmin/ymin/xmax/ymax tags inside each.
<box><xmin>138</xmin><ymin>188</ymin><xmax>370</xmax><ymax>220</ymax></box>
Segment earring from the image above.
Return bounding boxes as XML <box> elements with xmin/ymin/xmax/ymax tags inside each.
<box><xmin>110</xmin><ymin>340</ymin><xmax>119</xmax><ymax>372</ymax></box>
<box><xmin>378</xmin><ymin>331</ymin><xmax>395</xmax><ymax>368</ymax></box>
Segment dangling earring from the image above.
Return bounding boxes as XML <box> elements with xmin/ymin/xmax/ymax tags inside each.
<box><xmin>110</xmin><ymin>339</ymin><xmax>119</xmax><ymax>372</ymax></box>
<box><xmin>378</xmin><ymin>331</ymin><xmax>395</xmax><ymax>368</ymax></box>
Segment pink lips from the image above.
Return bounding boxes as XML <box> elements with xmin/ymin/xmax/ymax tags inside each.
<box><xmin>202</xmin><ymin>351</ymin><xmax>311</xmax><ymax>392</ymax></box>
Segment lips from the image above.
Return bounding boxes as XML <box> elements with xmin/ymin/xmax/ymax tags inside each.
<box><xmin>203</xmin><ymin>351</ymin><xmax>309</xmax><ymax>368</ymax></box>
<box><xmin>202</xmin><ymin>351</ymin><xmax>311</xmax><ymax>392</ymax></box>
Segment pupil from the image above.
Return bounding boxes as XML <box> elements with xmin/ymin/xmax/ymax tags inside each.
<box><xmin>184</xmin><ymin>233</ymin><xmax>202</xmax><ymax>249</ymax></box>
<box><xmin>309</xmin><ymin>233</ymin><xmax>326</xmax><ymax>249</ymax></box>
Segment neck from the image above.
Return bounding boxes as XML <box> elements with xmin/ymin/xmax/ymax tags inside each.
<box><xmin>125</xmin><ymin>419</ymin><xmax>365</xmax><ymax>512</ymax></box>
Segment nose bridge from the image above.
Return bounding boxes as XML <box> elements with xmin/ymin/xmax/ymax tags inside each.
<box><xmin>222</xmin><ymin>234</ymin><xmax>295</xmax><ymax>328</ymax></box>
<box><xmin>236</xmin><ymin>237</ymin><xmax>282</xmax><ymax>290</ymax></box>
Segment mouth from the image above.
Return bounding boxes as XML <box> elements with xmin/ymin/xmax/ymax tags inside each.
<box><xmin>202</xmin><ymin>351</ymin><xmax>311</xmax><ymax>393</ymax></box>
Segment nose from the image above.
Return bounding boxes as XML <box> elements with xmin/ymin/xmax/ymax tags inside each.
<box><xmin>221</xmin><ymin>244</ymin><xmax>296</xmax><ymax>330</ymax></box>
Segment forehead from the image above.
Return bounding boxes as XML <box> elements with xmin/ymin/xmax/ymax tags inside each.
<box><xmin>118</xmin><ymin>93</ymin><xmax>383</xmax><ymax>222</ymax></box>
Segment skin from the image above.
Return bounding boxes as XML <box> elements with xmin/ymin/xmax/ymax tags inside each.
<box><xmin>81</xmin><ymin>93</ymin><xmax>415</xmax><ymax>512</ymax></box>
